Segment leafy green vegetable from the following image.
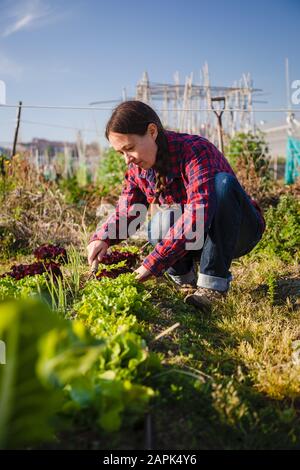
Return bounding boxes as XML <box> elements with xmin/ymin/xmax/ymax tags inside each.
<box><xmin>0</xmin><ymin>273</ymin><xmax>50</xmax><ymax>302</ymax></box>
<box><xmin>74</xmin><ymin>274</ymin><xmax>153</xmax><ymax>338</ymax></box>
<box><xmin>0</xmin><ymin>266</ymin><xmax>161</xmax><ymax>439</ymax></box>
<box><xmin>0</xmin><ymin>298</ymin><xmax>64</xmax><ymax>449</ymax></box>
<box><xmin>38</xmin><ymin>320</ymin><xmax>159</xmax><ymax>432</ymax></box>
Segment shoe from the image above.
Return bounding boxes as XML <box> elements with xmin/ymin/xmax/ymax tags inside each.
<box><xmin>165</xmin><ymin>268</ymin><xmax>197</xmax><ymax>288</ymax></box>
<box><xmin>184</xmin><ymin>287</ymin><xmax>227</xmax><ymax>312</ymax></box>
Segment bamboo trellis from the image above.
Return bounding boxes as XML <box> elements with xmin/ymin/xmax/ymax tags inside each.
<box><xmin>135</xmin><ymin>63</ymin><xmax>262</xmax><ymax>146</ymax></box>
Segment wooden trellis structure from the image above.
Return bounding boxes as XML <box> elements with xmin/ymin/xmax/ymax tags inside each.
<box><xmin>135</xmin><ymin>63</ymin><xmax>262</xmax><ymax>146</ymax></box>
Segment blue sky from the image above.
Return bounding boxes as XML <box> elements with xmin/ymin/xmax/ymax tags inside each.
<box><xmin>0</xmin><ymin>0</ymin><xmax>299</xmax><ymax>147</ymax></box>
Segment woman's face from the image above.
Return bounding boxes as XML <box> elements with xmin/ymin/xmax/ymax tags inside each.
<box><xmin>108</xmin><ymin>123</ymin><xmax>158</xmax><ymax>170</ymax></box>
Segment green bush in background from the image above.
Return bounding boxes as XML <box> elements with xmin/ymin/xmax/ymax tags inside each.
<box><xmin>252</xmin><ymin>194</ymin><xmax>300</xmax><ymax>261</ymax></box>
<box><xmin>96</xmin><ymin>148</ymin><xmax>126</xmax><ymax>195</ymax></box>
<box><xmin>226</xmin><ymin>131</ymin><xmax>271</xmax><ymax>181</ymax></box>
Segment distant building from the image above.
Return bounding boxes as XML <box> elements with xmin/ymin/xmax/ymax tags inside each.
<box><xmin>0</xmin><ymin>146</ymin><xmax>9</xmax><ymax>155</ymax></box>
<box><xmin>261</xmin><ymin>124</ymin><xmax>288</xmax><ymax>159</ymax></box>
<box><xmin>8</xmin><ymin>137</ymin><xmax>101</xmax><ymax>180</ymax></box>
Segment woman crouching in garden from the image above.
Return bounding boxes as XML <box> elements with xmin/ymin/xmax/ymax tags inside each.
<box><xmin>87</xmin><ymin>100</ymin><xmax>265</xmax><ymax>311</ymax></box>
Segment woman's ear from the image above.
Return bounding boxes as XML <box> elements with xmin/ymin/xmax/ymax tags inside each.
<box><xmin>148</xmin><ymin>123</ymin><xmax>158</xmax><ymax>140</ymax></box>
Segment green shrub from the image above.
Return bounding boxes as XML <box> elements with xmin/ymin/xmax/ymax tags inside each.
<box><xmin>96</xmin><ymin>148</ymin><xmax>126</xmax><ymax>194</ymax></box>
<box><xmin>252</xmin><ymin>194</ymin><xmax>300</xmax><ymax>261</ymax></box>
<box><xmin>58</xmin><ymin>176</ymin><xmax>89</xmax><ymax>204</ymax></box>
<box><xmin>226</xmin><ymin>131</ymin><xmax>271</xmax><ymax>181</ymax></box>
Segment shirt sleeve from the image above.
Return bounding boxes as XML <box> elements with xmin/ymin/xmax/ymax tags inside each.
<box><xmin>88</xmin><ymin>167</ymin><xmax>149</xmax><ymax>246</ymax></box>
<box><xmin>142</xmin><ymin>143</ymin><xmax>216</xmax><ymax>276</ymax></box>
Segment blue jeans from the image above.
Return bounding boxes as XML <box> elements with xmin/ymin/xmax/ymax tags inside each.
<box><xmin>147</xmin><ymin>172</ymin><xmax>264</xmax><ymax>292</ymax></box>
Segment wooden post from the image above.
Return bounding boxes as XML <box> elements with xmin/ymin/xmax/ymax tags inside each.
<box><xmin>211</xmin><ymin>97</ymin><xmax>225</xmax><ymax>153</ymax></box>
<box><xmin>12</xmin><ymin>101</ymin><xmax>22</xmax><ymax>158</ymax></box>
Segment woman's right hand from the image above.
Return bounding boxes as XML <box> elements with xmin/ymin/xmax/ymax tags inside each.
<box><xmin>87</xmin><ymin>240</ymin><xmax>109</xmax><ymax>267</ymax></box>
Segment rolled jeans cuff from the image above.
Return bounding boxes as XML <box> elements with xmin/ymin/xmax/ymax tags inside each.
<box><xmin>197</xmin><ymin>272</ymin><xmax>233</xmax><ymax>292</ymax></box>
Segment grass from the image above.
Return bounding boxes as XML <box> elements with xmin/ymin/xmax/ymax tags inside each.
<box><xmin>139</xmin><ymin>251</ymin><xmax>300</xmax><ymax>449</ymax></box>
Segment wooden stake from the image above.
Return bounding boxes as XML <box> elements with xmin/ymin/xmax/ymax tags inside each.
<box><xmin>12</xmin><ymin>101</ymin><xmax>22</xmax><ymax>158</ymax></box>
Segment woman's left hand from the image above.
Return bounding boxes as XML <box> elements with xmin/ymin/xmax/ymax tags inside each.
<box><xmin>134</xmin><ymin>265</ymin><xmax>153</xmax><ymax>282</ymax></box>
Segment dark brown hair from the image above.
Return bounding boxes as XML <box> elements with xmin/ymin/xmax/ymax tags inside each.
<box><xmin>105</xmin><ymin>100</ymin><xmax>169</xmax><ymax>203</ymax></box>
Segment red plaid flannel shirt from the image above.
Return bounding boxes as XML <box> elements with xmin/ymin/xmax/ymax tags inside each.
<box><xmin>89</xmin><ymin>130</ymin><xmax>266</xmax><ymax>276</ymax></box>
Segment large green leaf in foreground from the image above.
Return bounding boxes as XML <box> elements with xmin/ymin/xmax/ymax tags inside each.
<box><xmin>0</xmin><ymin>299</ymin><xmax>64</xmax><ymax>449</ymax></box>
